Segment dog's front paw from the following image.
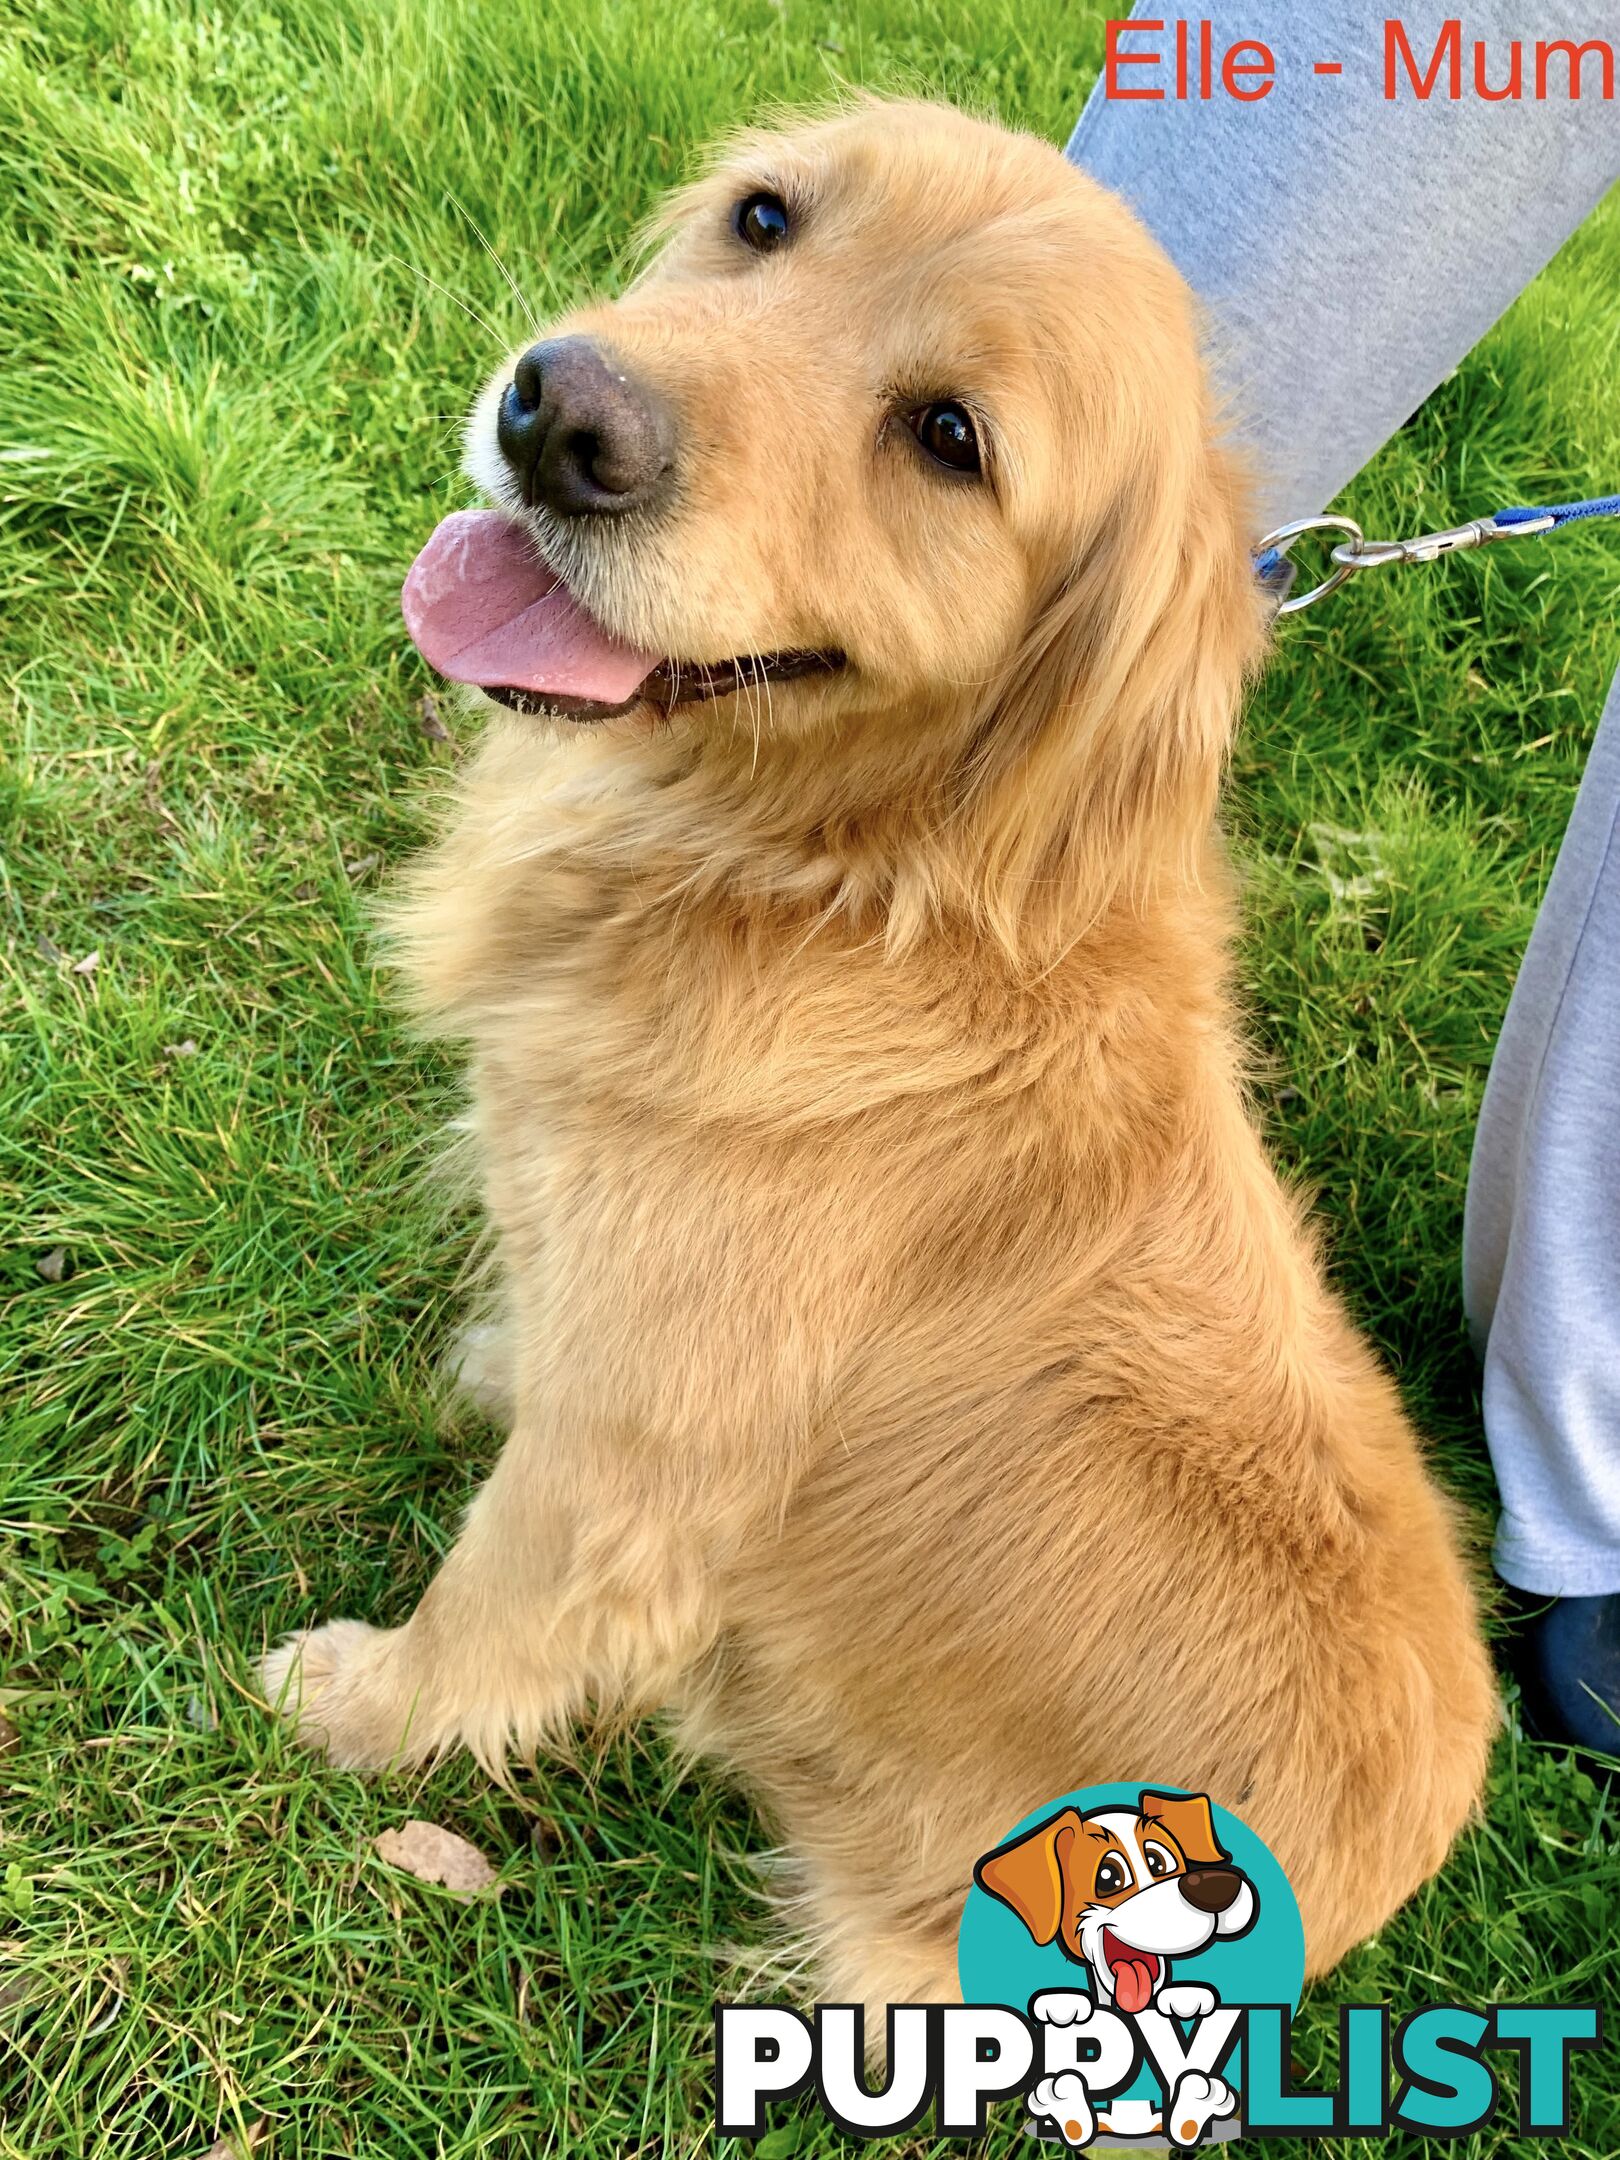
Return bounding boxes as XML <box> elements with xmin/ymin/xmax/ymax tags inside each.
<box><xmin>1028</xmin><ymin>2071</ymin><xmax>1095</xmax><ymax>2147</ymax></box>
<box><xmin>260</xmin><ymin>1618</ymin><xmax>432</xmax><ymax>1771</ymax></box>
<box><xmin>1165</xmin><ymin>2069</ymin><xmax>1236</xmax><ymax>2149</ymax></box>
<box><xmin>1157</xmin><ymin>1982</ymin><xmax>1219</xmax><ymax>2020</ymax></box>
<box><xmin>1030</xmin><ymin>1990</ymin><xmax>1096</xmax><ymax>2026</ymax></box>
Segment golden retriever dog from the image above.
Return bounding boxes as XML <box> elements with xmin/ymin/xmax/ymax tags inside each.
<box><xmin>264</xmin><ymin>97</ymin><xmax>1495</xmax><ymax>2015</ymax></box>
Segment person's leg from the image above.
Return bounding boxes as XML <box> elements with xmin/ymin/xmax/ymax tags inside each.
<box><xmin>1067</xmin><ymin>4</ymin><xmax>1616</xmax><ymax>524</ymax></box>
<box><xmin>1462</xmin><ymin>681</ymin><xmax>1620</xmax><ymax>1746</ymax></box>
<box><xmin>1464</xmin><ymin>682</ymin><xmax>1620</xmax><ymax>1586</ymax></box>
<box><xmin>1067</xmin><ymin>3</ymin><xmax>1620</xmax><ymax>1743</ymax></box>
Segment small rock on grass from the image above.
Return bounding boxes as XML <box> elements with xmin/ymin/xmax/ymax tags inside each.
<box><xmin>35</xmin><ymin>1248</ymin><xmax>70</xmax><ymax>1284</ymax></box>
<box><xmin>373</xmin><ymin>1819</ymin><xmax>499</xmax><ymax>1900</ymax></box>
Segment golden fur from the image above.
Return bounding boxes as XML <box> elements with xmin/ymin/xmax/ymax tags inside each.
<box><xmin>264</xmin><ymin>99</ymin><xmax>1495</xmax><ymax>2014</ymax></box>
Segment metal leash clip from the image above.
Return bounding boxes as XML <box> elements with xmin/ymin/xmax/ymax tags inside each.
<box><xmin>1257</xmin><ymin>510</ymin><xmax>1560</xmax><ymax>617</ymax></box>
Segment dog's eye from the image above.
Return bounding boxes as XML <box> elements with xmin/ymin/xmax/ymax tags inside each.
<box><xmin>907</xmin><ymin>401</ymin><xmax>981</xmax><ymax>475</ymax></box>
<box><xmin>1095</xmin><ymin>1857</ymin><xmax>1129</xmax><ymax>1897</ymax></box>
<box><xmin>734</xmin><ymin>191</ymin><xmax>790</xmax><ymax>252</ymax></box>
<box><xmin>1144</xmin><ymin>1843</ymin><xmax>1177</xmax><ymax>1879</ymax></box>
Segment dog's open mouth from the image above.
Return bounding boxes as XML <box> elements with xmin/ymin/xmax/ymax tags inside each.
<box><xmin>1101</xmin><ymin>1928</ymin><xmax>1162</xmax><ymax>2015</ymax></box>
<box><xmin>401</xmin><ymin>509</ymin><xmax>844</xmax><ymax>722</ymax></box>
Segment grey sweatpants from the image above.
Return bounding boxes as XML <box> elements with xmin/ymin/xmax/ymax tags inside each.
<box><xmin>1068</xmin><ymin>5</ymin><xmax>1620</xmax><ymax>1593</ymax></box>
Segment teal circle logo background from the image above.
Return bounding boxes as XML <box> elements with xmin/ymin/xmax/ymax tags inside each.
<box><xmin>958</xmin><ymin>1784</ymin><xmax>1305</xmax><ymax>2108</ymax></box>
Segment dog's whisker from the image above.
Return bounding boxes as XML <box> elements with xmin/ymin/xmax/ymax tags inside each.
<box><xmin>443</xmin><ymin>187</ymin><xmax>544</xmax><ymax>340</ymax></box>
<box><xmin>382</xmin><ymin>252</ymin><xmax>511</xmax><ymax>350</ymax></box>
<box><xmin>760</xmin><ymin>650</ymin><xmax>778</xmax><ymax>751</ymax></box>
<box><xmin>745</xmin><ymin>649</ymin><xmax>765</xmax><ymax>777</ymax></box>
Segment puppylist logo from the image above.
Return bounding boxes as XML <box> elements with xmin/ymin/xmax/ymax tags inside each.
<box><xmin>968</xmin><ymin>1786</ymin><xmax>1269</xmax><ymax>2146</ymax></box>
<box><xmin>715</xmin><ymin>1784</ymin><xmax>1602</xmax><ymax>2146</ymax></box>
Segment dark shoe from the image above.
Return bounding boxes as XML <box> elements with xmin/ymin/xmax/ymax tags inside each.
<box><xmin>1501</xmin><ymin>1589</ymin><xmax>1620</xmax><ymax>1756</ymax></box>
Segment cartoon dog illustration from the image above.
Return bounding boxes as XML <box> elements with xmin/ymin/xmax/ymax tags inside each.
<box><xmin>974</xmin><ymin>1789</ymin><xmax>1257</xmax><ymax>2015</ymax></box>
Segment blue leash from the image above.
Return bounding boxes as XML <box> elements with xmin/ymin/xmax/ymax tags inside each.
<box><xmin>1495</xmin><ymin>494</ymin><xmax>1620</xmax><ymax>529</ymax></box>
<box><xmin>1256</xmin><ymin>492</ymin><xmax>1620</xmax><ymax>616</ymax></box>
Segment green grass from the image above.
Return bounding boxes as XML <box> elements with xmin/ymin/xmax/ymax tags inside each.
<box><xmin>2</xmin><ymin>1</ymin><xmax>1618</xmax><ymax>2153</ymax></box>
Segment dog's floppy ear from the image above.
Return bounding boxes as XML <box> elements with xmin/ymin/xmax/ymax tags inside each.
<box><xmin>973</xmin><ymin>1807</ymin><xmax>1083</xmax><ymax>1946</ymax></box>
<box><xmin>954</xmin><ymin>396</ymin><xmax>1267</xmax><ymax>968</ymax></box>
<box><xmin>1139</xmin><ymin>1789</ymin><xmax>1229</xmax><ymax>1867</ymax></box>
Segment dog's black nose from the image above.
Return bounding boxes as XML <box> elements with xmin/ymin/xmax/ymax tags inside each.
<box><xmin>496</xmin><ymin>336</ymin><xmax>674</xmax><ymax>518</ymax></box>
<box><xmin>1180</xmin><ymin>1866</ymin><xmax>1244</xmax><ymax>1915</ymax></box>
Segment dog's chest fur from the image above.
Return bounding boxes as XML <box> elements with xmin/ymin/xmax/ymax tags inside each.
<box><xmin>390</xmin><ymin>723</ymin><xmax>1215</xmax><ymax>1440</ymax></box>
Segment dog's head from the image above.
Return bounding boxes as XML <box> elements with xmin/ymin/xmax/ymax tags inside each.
<box><xmin>974</xmin><ymin>1790</ymin><xmax>1257</xmax><ymax>2012</ymax></box>
<box><xmin>406</xmin><ymin>99</ymin><xmax>1265</xmax><ymax>955</ymax></box>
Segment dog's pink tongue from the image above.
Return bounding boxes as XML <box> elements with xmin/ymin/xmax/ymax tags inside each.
<box><xmin>1113</xmin><ymin>1958</ymin><xmax>1156</xmax><ymax>2015</ymax></box>
<box><xmin>400</xmin><ymin>509</ymin><xmax>658</xmax><ymax>703</ymax></box>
